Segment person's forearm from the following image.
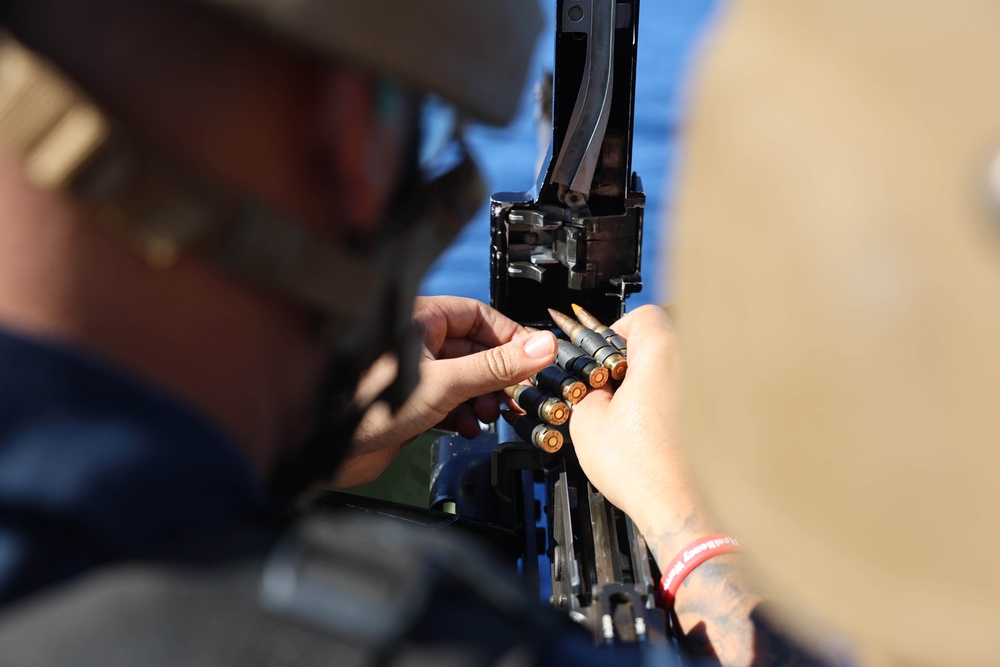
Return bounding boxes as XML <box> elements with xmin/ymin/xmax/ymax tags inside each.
<box><xmin>643</xmin><ymin>525</ymin><xmax>840</xmax><ymax>666</ymax></box>
<box><xmin>643</xmin><ymin>523</ymin><xmax>760</xmax><ymax>664</ymax></box>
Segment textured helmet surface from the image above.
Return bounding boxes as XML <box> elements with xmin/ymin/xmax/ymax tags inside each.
<box><xmin>194</xmin><ymin>0</ymin><xmax>544</xmax><ymax>125</ymax></box>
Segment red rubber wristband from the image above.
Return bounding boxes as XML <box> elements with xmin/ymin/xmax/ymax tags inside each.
<box><xmin>658</xmin><ymin>534</ymin><xmax>742</xmax><ymax>610</ymax></box>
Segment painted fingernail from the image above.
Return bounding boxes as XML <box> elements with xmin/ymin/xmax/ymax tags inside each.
<box><xmin>523</xmin><ymin>331</ymin><xmax>556</xmax><ymax>359</ymax></box>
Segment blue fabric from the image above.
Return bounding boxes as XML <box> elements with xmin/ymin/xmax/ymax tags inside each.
<box><xmin>0</xmin><ymin>328</ymin><xmax>267</xmax><ymax>605</ymax></box>
<box><xmin>0</xmin><ymin>330</ymin><xmax>661</xmax><ymax>666</ymax></box>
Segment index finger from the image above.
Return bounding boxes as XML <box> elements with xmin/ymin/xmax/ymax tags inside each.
<box><xmin>609</xmin><ymin>305</ymin><xmax>676</xmax><ymax>366</ymax></box>
<box><xmin>415</xmin><ymin>296</ymin><xmax>528</xmax><ymax>350</ymax></box>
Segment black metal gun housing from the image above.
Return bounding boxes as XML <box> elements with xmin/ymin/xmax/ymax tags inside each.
<box><xmin>490</xmin><ymin>0</ymin><xmax>645</xmax><ymax>329</ymax></box>
<box><xmin>487</xmin><ymin>0</ymin><xmax>664</xmax><ymax>648</ymax></box>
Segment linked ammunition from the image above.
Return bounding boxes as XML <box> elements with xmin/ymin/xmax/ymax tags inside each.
<box><xmin>532</xmin><ymin>364</ymin><xmax>587</xmax><ymax>404</ymax></box>
<box><xmin>504</xmin><ymin>384</ymin><xmax>570</xmax><ymax>426</ymax></box>
<box><xmin>549</xmin><ymin>308</ymin><xmax>628</xmax><ymax>381</ymax></box>
<box><xmin>556</xmin><ymin>340</ymin><xmax>609</xmax><ymax>389</ymax></box>
<box><xmin>571</xmin><ymin>303</ymin><xmax>627</xmax><ymax>356</ymax></box>
<box><xmin>502</xmin><ymin>410</ymin><xmax>563</xmax><ymax>454</ymax></box>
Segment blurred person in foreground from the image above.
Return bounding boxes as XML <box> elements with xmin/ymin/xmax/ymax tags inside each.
<box><xmin>1</xmin><ymin>1</ymin><xmax>993</xmax><ymax>666</ymax></box>
<box><xmin>647</xmin><ymin>1</ymin><xmax>1000</xmax><ymax>666</ymax></box>
<box><xmin>0</xmin><ymin>0</ymin><xmax>608</xmax><ymax>664</ymax></box>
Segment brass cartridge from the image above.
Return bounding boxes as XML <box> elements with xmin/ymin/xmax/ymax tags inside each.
<box><xmin>549</xmin><ymin>308</ymin><xmax>628</xmax><ymax>381</ymax></box>
<box><xmin>502</xmin><ymin>411</ymin><xmax>564</xmax><ymax>454</ymax></box>
<box><xmin>555</xmin><ymin>340</ymin><xmax>609</xmax><ymax>389</ymax></box>
<box><xmin>532</xmin><ymin>364</ymin><xmax>587</xmax><ymax>404</ymax></box>
<box><xmin>571</xmin><ymin>303</ymin><xmax>627</xmax><ymax>355</ymax></box>
<box><xmin>503</xmin><ymin>384</ymin><xmax>569</xmax><ymax>426</ymax></box>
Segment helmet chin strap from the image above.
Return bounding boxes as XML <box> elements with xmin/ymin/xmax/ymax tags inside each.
<box><xmin>0</xmin><ymin>34</ymin><xmax>486</xmax><ymax>498</ymax></box>
<box><xmin>262</xmin><ymin>156</ymin><xmax>485</xmax><ymax>499</ymax></box>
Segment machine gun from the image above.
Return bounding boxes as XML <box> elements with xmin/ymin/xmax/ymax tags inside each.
<box><xmin>491</xmin><ymin>0</ymin><xmax>644</xmax><ymax>328</ymax></box>
<box><xmin>487</xmin><ymin>0</ymin><xmax>666</xmax><ymax>646</ymax></box>
<box><xmin>328</xmin><ymin>0</ymin><xmax>664</xmax><ymax>647</ymax></box>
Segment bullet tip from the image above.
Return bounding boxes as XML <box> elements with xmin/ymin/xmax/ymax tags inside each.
<box><xmin>547</xmin><ymin>308</ymin><xmax>577</xmax><ymax>337</ymax></box>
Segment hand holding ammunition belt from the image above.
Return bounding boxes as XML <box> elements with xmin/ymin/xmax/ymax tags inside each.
<box><xmin>501</xmin><ymin>305</ymin><xmax>627</xmax><ymax>453</ymax></box>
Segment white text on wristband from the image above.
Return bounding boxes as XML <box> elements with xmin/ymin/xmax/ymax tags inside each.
<box><xmin>659</xmin><ymin>534</ymin><xmax>742</xmax><ymax>610</ymax></box>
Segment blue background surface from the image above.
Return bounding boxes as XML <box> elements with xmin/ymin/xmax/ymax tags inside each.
<box><xmin>421</xmin><ymin>1</ymin><xmax>719</xmax><ymax>309</ymax></box>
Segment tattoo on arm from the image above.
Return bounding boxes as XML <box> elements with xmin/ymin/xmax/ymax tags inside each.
<box><xmin>644</xmin><ymin>526</ymin><xmax>845</xmax><ymax>666</ymax></box>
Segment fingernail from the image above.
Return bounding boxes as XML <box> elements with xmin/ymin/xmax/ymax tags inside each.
<box><xmin>523</xmin><ymin>331</ymin><xmax>555</xmax><ymax>359</ymax></box>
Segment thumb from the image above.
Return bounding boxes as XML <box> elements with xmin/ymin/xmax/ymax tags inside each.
<box><xmin>431</xmin><ymin>330</ymin><xmax>557</xmax><ymax>400</ymax></box>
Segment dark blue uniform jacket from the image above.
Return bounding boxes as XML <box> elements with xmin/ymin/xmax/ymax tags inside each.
<box><xmin>0</xmin><ymin>328</ymin><xmax>663</xmax><ymax>666</ymax></box>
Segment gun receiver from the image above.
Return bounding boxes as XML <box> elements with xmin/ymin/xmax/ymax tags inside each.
<box><xmin>488</xmin><ymin>0</ymin><xmax>665</xmax><ymax>647</ymax></box>
<box><xmin>490</xmin><ymin>0</ymin><xmax>645</xmax><ymax>329</ymax></box>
